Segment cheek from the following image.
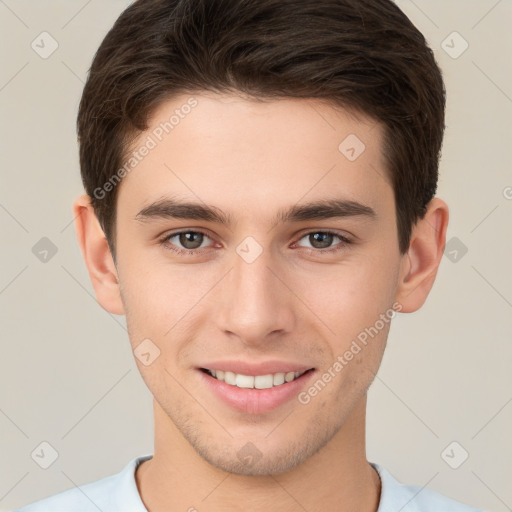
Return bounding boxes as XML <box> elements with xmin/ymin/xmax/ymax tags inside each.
<box><xmin>117</xmin><ymin>257</ymin><xmax>173</xmax><ymax>341</ymax></box>
<box><xmin>117</xmin><ymin>254</ymin><xmax>218</xmax><ymax>347</ymax></box>
<box><xmin>295</xmin><ymin>254</ymin><xmax>398</xmax><ymax>347</ymax></box>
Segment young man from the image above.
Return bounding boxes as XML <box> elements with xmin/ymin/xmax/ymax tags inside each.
<box><xmin>16</xmin><ymin>0</ymin><xmax>483</xmax><ymax>511</ymax></box>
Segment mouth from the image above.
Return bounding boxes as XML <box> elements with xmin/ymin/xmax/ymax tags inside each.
<box><xmin>196</xmin><ymin>361</ymin><xmax>317</xmax><ymax>414</ymax></box>
<box><xmin>199</xmin><ymin>367</ymin><xmax>315</xmax><ymax>389</ymax></box>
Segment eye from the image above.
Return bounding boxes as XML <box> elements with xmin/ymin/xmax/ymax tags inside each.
<box><xmin>160</xmin><ymin>230</ymin><xmax>214</xmax><ymax>254</ymax></box>
<box><xmin>158</xmin><ymin>229</ymin><xmax>352</xmax><ymax>257</ymax></box>
<box><xmin>295</xmin><ymin>231</ymin><xmax>352</xmax><ymax>253</ymax></box>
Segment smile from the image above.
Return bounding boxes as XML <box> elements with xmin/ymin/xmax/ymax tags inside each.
<box><xmin>200</xmin><ymin>368</ymin><xmax>312</xmax><ymax>389</ymax></box>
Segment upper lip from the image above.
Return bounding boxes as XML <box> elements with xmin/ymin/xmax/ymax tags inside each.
<box><xmin>198</xmin><ymin>360</ymin><xmax>315</xmax><ymax>376</ymax></box>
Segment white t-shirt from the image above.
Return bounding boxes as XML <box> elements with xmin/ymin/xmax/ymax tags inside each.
<box><xmin>13</xmin><ymin>454</ymin><xmax>483</xmax><ymax>512</ymax></box>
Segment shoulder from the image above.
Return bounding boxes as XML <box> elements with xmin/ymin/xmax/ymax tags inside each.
<box><xmin>12</xmin><ymin>476</ymin><xmax>117</xmax><ymax>512</ymax></box>
<box><xmin>12</xmin><ymin>454</ymin><xmax>152</xmax><ymax>512</ymax></box>
<box><xmin>372</xmin><ymin>463</ymin><xmax>484</xmax><ymax>512</ymax></box>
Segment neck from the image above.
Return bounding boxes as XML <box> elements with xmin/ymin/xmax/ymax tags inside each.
<box><xmin>136</xmin><ymin>394</ymin><xmax>381</xmax><ymax>512</ymax></box>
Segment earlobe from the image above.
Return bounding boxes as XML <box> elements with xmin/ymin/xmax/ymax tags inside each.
<box><xmin>73</xmin><ymin>194</ymin><xmax>125</xmax><ymax>315</ymax></box>
<box><xmin>394</xmin><ymin>197</ymin><xmax>449</xmax><ymax>313</ymax></box>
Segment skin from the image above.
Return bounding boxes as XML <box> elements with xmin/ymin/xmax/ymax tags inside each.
<box><xmin>74</xmin><ymin>92</ymin><xmax>449</xmax><ymax>512</ymax></box>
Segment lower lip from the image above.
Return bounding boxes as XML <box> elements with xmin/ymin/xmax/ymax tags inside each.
<box><xmin>197</xmin><ymin>369</ymin><xmax>316</xmax><ymax>414</ymax></box>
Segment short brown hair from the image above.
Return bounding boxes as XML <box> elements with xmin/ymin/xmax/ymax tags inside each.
<box><xmin>77</xmin><ymin>0</ymin><xmax>446</xmax><ymax>257</ymax></box>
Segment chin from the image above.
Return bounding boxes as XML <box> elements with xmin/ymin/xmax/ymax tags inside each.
<box><xmin>197</xmin><ymin>446</ymin><xmax>306</xmax><ymax>476</ymax></box>
<box><xmin>184</xmin><ymin>423</ymin><xmax>340</xmax><ymax>477</ymax></box>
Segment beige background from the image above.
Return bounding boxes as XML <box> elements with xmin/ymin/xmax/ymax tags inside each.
<box><xmin>1</xmin><ymin>1</ymin><xmax>511</xmax><ymax>511</ymax></box>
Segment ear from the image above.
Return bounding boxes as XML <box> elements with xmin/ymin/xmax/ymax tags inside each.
<box><xmin>394</xmin><ymin>197</ymin><xmax>449</xmax><ymax>313</ymax></box>
<box><xmin>73</xmin><ymin>194</ymin><xmax>125</xmax><ymax>315</ymax></box>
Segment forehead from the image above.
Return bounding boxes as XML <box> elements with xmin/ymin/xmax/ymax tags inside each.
<box><xmin>118</xmin><ymin>92</ymin><xmax>391</xmax><ymax>219</ymax></box>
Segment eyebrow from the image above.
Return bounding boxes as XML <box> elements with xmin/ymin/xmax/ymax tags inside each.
<box><xmin>135</xmin><ymin>197</ymin><xmax>377</xmax><ymax>227</ymax></box>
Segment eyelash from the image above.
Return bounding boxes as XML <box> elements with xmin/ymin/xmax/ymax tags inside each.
<box><xmin>158</xmin><ymin>229</ymin><xmax>352</xmax><ymax>257</ymax></box>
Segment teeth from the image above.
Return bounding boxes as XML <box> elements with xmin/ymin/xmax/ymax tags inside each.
<box><xmin>224</xmin><ymin>371</ymin><xmax>236</xmax><ymax>385</ymax></box>
<box><xmin>273</xmin><ymin>373</ymin><xmax>285</xmax><ymax>386</ymax></box>
<box><xmin>255</xmin><ymin>374</ymin><xmax>273</xmax><ymax>389</ymax></box>
<box><xmin>235</xmin><ymin>374</ymin><xmax>254</xmax><ymax>388</ymax></box>
<box><xmin>206</xmin><ymin>368</ymin><xmax>307</xmax><ymax>388</ymax></box>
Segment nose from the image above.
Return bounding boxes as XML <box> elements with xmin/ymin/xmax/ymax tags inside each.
<box><xmin>216</xmin><ymin>245</ymin><xmax>296</xmax><ymax>347</ymax></box>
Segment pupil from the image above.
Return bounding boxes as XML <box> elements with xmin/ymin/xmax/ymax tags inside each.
<box><xmin>180</xmin><ymin>232</ymin><xmax>203</xmax><ymax>249</ymax></box>
<box><xmin>311</xmin><ymin>232</ymin><xmax>332</xmax><ymax>249</ymax></box>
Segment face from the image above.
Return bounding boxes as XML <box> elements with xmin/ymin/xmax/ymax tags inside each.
<box><xmin>114</xmin><ymin>92</ymin><xmax>404</xmax><ymax>475</ymax></box>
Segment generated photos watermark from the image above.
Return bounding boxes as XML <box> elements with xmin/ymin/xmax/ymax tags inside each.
<box><xmin>298</xmin><ymin>301</ymin><xmax>403</xmax><ymax>405</ymax></box>
<box><xmin>93</xmin><ymin>97</ymin><xmax>198</xmax><ymax>200</ymax></box>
